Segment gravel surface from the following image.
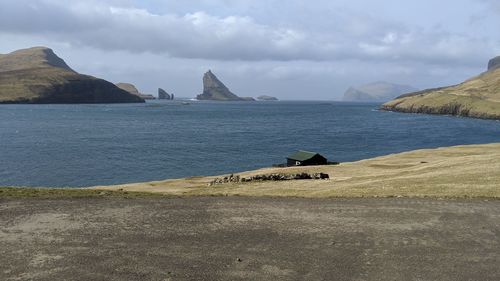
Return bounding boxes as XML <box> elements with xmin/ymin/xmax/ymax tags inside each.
<box><xmin>1</xmin><ymin>197</ymin><xmax>499</xmax><ymax>281</ymax></box>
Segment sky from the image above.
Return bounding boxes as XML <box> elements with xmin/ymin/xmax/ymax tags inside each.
<box><xmin>0</xmin><ymin>0</ymin><xmax>499</xmax><ymax>100</ymax></box>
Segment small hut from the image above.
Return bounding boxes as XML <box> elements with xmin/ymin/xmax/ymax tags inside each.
<box><xmin>287</xmin><ymin>150</ymin><xmax>327</xmax><ymax>167</ymax></box>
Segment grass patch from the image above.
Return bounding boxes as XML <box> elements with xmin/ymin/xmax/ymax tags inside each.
<box><xmin>0</xmin><ymin>187</ymin><xmax>167</xmax><ymax>198</ymax></box>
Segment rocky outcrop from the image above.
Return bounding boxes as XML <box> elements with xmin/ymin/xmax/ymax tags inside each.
<box><xmin>256</xmin><ymin>95</ymin><xmax>279</xmax><ymax>101</ymax></box>
<box><xmin>488</xmin><ymin>56</ymin><xmax>500</xmax><ymax>71</ymax></box>
<box><xmin>0</xmin><ymin>47</ymin><xmax>144</xmax><ymax>104</ymax></box>
<box><xmin>196</xmin><ymin>70</ymin><xmax>251</xmax><ymax>101</ymax></box>
<box><xmin>158</xmin><ymin>88</ymin><xmax>174</xmax><ymax>100</ymax></box>
<box><xmin>343</xmin><ymin>82</ymin><xmax>417</xmax><ymax>103</ymax></box>
<box><xmin>381</xmin><ymin>57</ymin><xmax>500</xmax><ymax>120</ymax></box>
<box><xmin>116</xmin><ymin>83</ymin><xmax>155</xmax><ymax>100</ymax></box>
<box><xmin>208</xmin><ymin>172</ymin><xmax>330</xmax><ymax>186</ymax></box>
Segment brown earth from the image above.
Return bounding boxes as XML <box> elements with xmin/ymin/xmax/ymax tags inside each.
<box><xmin>1</xmin><ymin>196</ymin><xmax>499</xmax><ymax>281</ymax></box>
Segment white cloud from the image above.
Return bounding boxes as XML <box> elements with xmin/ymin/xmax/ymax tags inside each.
<box><xmin>0</xmin><ymin>0</ymin><xmax>497</xmax><ymax>66</ymax></box>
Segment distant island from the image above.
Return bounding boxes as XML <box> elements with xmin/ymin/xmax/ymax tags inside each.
<box><xmin>381</xmin><ymin>56</ymin><xmax>500</xmax><ymax>120</ymax></box>
<box><xmin>116</xmin><ymin>83</ymin><xmax>155</xmax><ymax>100</ymax></box>
<box><xmin>196</xmin><ymin>70</ymin><xmax>254</xmax><ymax>101</ymax></box>
<box><xmin>0</xmin><ymin>47</ymin><xmax>144</xmax><ymax>104</ymax></box>
<box><xmin>256</xmin><ymin>95</ymin><xmax>279</xmax><ymax>101</ymax></box>
<box><xmin>343</xmin><ymin>82</ymin><xmax>417</xmax><ymax>103</ymax></box>
<box><xmin>158</xmin><ymin>88</ymin><xmax>174</xmax><ymax>100</ymax></box>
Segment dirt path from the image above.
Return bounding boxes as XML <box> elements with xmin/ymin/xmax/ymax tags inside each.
<box><xmin>1</xmin><ymin>197</ymin><xmax>499</xmax><ymax>280</ymax></box>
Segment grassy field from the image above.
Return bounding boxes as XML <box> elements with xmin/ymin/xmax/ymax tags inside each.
<box><xmin>90</xmin><ymin>143</ymin><xmax>500</xmax><ymax>199</ymax></box>
<box><xmin>0</xmin><ymin>187</ymin><xmax>165</xmax><ymax>198</ymax></box>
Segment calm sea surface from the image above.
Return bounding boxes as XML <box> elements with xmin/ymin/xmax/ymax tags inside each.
<box><xmin>1</xmin><ymin>100</ymin><xmax>499</xmax><ymax>187</ymax></box>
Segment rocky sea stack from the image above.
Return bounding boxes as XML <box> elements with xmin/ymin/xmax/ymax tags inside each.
<box><xmin>116</xmin><ymin>83</ymin><xmax>155</xmax><ymax>100</ymax></box>
<box><xmin>0</xmin><ymin>47</ymin><xmax>144</xmax><ymax>104</ymax></box>
<box><xmin>196</xmin><ymin>70</ymin><xmax>253</xmax><ymax>101</ymax></box>
<box><xmin>381</xmin><ymin>57</ymin><xmax>500</xmax><ymax>120</ymax></box>
<box><xmin>158</xmin><ymin>88</ymin><xmax>174</xmax><ymax>100</ymax></box>
<box><xmin>343</xmin><ymin>82</ymin><xmax>417</xmax><ymax>103</ymax></box>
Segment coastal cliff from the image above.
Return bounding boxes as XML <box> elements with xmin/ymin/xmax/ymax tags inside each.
<box><xmin>381</xmin><ymin>57</ymin><xmax>500</xmax><ymax>120</ymax></box>
<box><xmin>0</xmin><ymin>47</ymin><xmax>144</xmax><ymax>104</ymax></box>
<box><xmin>196</xmin><ymin>70</ymin><xmax>253</xmax><ymax>101</ymax></box>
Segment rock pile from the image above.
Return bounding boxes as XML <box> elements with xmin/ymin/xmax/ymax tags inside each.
<box><xmin>208</xmin><ymin>172</ymin><xmax>329</xmax><ymax>186</ymax></box>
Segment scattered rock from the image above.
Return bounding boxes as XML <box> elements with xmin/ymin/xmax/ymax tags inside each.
<box><xmin>208</xmin><ymin>172</ymin><xmax>329</xmax><ymax>186</ymax></box>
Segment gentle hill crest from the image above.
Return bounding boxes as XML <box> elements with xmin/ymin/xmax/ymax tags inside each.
<box><xmin>0</xmin><ymin>46</ymin><xmax>74</xmax><ymax>72</ymax></box>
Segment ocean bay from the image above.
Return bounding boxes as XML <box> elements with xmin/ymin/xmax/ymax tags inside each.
<box><xmin>1</xmin><ymin>100</ymin><xmax>499</xmax><ymax>187</ymax></box>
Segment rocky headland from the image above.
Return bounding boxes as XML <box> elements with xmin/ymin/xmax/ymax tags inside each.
<box><xmin>116</xmin><ymin>83</ymin><xmax>155</xmax><ymax>100</ymax></box>
<box><xmin>0</xmin><ymin>47</ymin><xmax>144</xmax><ymax>104</ymax></box>
<box><xmin>343</xmin><ymin>82</ymin><xmax>417</xmax><ymax>103</ymax></box>
<box><xmin>196</xmin><ymin>70</ymin><xmax>254</xmax><ymax>101</ymax></box>
<box><xmin>381</xmin><ymin>57</ymin><xmax>500</xmax><ymax>120</ymax></box>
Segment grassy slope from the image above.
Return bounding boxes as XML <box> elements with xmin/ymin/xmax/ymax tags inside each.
<box><xmin>382</xmin><ymin>68</ymin><xmax>500</xmax><ymax>119</ymax></box>
<box><xmin>0</xmin><ymin>47</ymin><xmax>143</xmax><ymax>103</ymax></box>
<box><xmin>92</xmin><ymin>143</ymin><xmax>500</xmax><ymax>198</ymax></box>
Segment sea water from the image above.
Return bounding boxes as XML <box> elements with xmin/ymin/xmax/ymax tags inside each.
<box><xmin>1</xmin><ymin>100</ymin><xmax>499</xmax><ymax>187</ymax></box>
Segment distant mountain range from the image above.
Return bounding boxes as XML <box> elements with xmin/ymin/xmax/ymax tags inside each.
<box><xmin>382</xmin><ymin>56</ymin><xmax>500</xmax><ymax>120</ymax></box>
<box><xmin>0</xmin><ymin>47</ymin><xmax>144</xmax><ymax>104</ymax></box>
<box><xmin>343</xmin><ymin>82</ymin><xmax>418</xmax><ymax>103</ymax></box>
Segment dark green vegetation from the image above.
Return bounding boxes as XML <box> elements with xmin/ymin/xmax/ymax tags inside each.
<box><xmin>196</xmin><ymin>70</ymin><xmax>254</xmax><ymax>101</ymax></box>
<box><xmin>1</xmin><ymin>197</ymin><xmax>499</xmax><ymax>280</ymax></box>
<box><xmin>0</xmin><ymin>187</ymin><xmax>163</xmax><ymax>198</ymax></box>
<box><xmin>0</xmin><ymin>47</ymin><xmax>144</xmax><ymax>104</ymax></box>
<box><xmin>343</xmin><ymin>81</ymin><xmax>417</xmax><ymax>102</ymax></box>
<box><xmin>382</xmin><ymin>57</ymin><xmax>500</xmax><ymax>119</ymax></box>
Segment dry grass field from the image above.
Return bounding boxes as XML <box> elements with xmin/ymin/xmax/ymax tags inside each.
<box><xmin>93</xmin><ymin>143</ymin><xmax>500</xmax><ymax>198</ymax></box>
<box><xmin>382</xmin><ymin>67</ymin><xmax>500</xmax><ymax>119</ymax></box>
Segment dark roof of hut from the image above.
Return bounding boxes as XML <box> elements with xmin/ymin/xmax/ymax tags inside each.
<box><xmin>287</xmin><ymin>150</ymin><xmax>323</xmax><ymax>161</ymax></box>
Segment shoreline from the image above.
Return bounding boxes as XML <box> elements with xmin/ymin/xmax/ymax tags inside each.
<box><xmin>2</xmin><ymin>142</ymin><xmax>500</xmax><ymax>199</ymax></box>
<box><xmin>91</xmin><ymin>142</ymin><xmax>500</xmax><ymax>198</ymax></box>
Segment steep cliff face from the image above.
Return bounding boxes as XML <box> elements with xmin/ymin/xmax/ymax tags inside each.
<box><xmin>0</xmin><ymin>47</ymin><xmax>144</xmax><ymax>104</ymax></box>
<box><xmin>343</xmin><ymin>82</ymin><xmax>417</xmax><ymax>103</ymax></box>
<box><xmin>381</xmin><ymin>57</ymin><xmax>500</xmax><ymax>120</ymax></box>
<box><xmin>488</xmin><ymin>56</ymin><xmax>500</xmax><ymax>71</ymax></box>
<box><xmin>196</xmin><ymin>70</ymin><xmax>250</xmax><ymax>101</ymax></box>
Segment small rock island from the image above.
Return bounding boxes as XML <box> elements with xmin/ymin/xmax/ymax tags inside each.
<box><xmin>196</xmin><ymin>70</ymin><xmax>254</xmax><ymax>101</ymax></box>
<box><xmin>256</xmin><ymin>95</ymin><xmax>279</xmax><ymax>101</ymax></box>
<box><xmin>158</xmin><ymin>88</ymin><xmax>174</xmax><ymax>100</ymax></box>
<box><xmin>381</xmin><ymin>56</ymin><xmax>500</xmax><ymax>120</ymax></box>
<box><xmin>0</xmin><ymin>47</ymin><xmax>144</xmax><ymax>104</ymax></box>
